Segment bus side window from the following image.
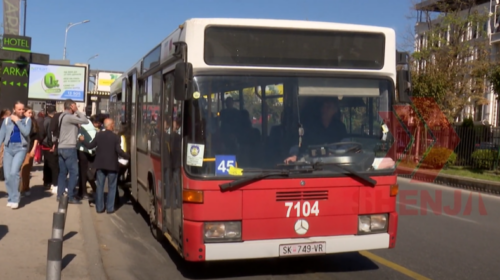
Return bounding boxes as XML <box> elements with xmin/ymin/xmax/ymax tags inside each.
<box><xmin>150</xmin><ymin>72</ymin><xmax>162</xmax><ymax>155</ymax></box>
<box><xmin>136</xmin><ymin>80</ymin><xmax>148</xmax><ymax>151</ymax></box>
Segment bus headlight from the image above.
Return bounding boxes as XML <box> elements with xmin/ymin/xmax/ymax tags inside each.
<box><xmin>204</xmin><ymin>221</ymin><xmax>242</xmax><ymax>242</ymax></box>
<box><xmin>358</xmin><ymin>214</ymin><xmax>388</xmax><ymax>234</ymax></box>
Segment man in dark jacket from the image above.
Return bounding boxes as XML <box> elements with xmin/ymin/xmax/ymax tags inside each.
<box><xmin>80</xmin><ymin>118</ymin><xmax>129</xmax><ymax>214</ymax></box>
<box><xmin>41</xmin><ymin>106</ymin><xmax>59</xmax><ymax>190</ymax></box>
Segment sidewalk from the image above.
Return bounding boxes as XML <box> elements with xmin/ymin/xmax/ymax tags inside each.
<box><xmin>0</xmin><ymin>166</ymin><xmax>91</xmax><ymax>280</ymax></box>
<box><xmin>397</xmin><ymin>166</ymin><xmax>500</xmax><ymax>195</ymax></box>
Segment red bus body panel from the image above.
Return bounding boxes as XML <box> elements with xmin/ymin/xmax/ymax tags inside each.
<box><xmin>181</xmin><ymin>173</ymin><xmax>398</xmax><ymax>261</ymax></box>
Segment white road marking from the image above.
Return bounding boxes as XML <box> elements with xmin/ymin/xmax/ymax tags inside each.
<box><xmin>397</xmin><ymin>201</ymin><xmax>479</xmax><ymax>224</ymax></box>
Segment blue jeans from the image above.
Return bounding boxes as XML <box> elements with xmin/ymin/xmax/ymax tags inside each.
<box><xmin>95</xmin><ymin>170</ymin><xmax>118</xmax><ymax>213</ymax></box>
<box><xmin>57</xmin><ymin>148</ymin><xmax>78</xmax><ymax>200</ymax></box>
<box><xmin>3</xmin><ymin>143</ymin><xmax>27</xmax><ymax>203</ymax></box>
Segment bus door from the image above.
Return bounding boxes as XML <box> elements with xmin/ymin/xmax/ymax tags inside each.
<box><xmin>130</xmin><ymin>72</ymin><xmax>139</xmax><ymax>199</ymax></box>
<box><xmin>169</xmin><ymin>93</ymin><xmax>183</xmax><ymax>245</ymax></box>
<box><xmin>162</xmin><ymin>72</ymin><xmax>182</xmax><ymax>244</ymax></box>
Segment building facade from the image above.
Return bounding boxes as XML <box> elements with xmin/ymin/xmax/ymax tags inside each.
<box><xmin>414</xmin><ymin>0</ymin><xmax>500</xmax><ymax>126</ymax></box>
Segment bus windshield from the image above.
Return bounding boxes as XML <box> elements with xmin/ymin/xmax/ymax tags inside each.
<box><xmin>184</xmin><ymin>75</ymin><xmax>395</xmax><ymax>178</ymax></box>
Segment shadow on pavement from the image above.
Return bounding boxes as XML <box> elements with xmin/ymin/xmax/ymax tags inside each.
<box><xmin>62</xmin><ymin>254</ymin><xmax>76</xmax><ymax>270</ymax></box>
<box><xmin>63</xmin><ymin>231</ymin><xmax>78</xmax><ymax>242</ymax></box>
<box><xmin>19</xmin><ymin>185</ymin><xmax>53</xmax><ymax>208</ymax></box>
<box><xmin>124</xmin><ymin>192</ymin><xmax>381</xmax><ymax>279</ymax></box>
<box><xmin>0</xmin><ymin>225</ymin><xmax>8</xmax><ymax>240</ymax></box>
<box><xmin>0</xmin><ymin>191</ymin><xmax>6</xmax><ymax>198</ymax></box>
<box><xmin>31</xmin><ymin>165</ymin><xmax>44</xmax><ymax>172</ymax></box>
<box><xmin>168</xmin><ymin>246</ymin><xmax>380</xmax><ymax>279</ymax></box>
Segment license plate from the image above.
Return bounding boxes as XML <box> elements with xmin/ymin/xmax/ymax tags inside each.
<box><xmin>279</xmin><ymin>242</ymin><xmax>326</xmax><ymax>257</ymax></box>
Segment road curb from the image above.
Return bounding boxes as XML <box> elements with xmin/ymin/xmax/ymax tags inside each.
<box><xmin>80</xmin><ymin>201</ymin><xmax>108</xmax><ymax>280</ymax></box>
<box><xmin>397</xmin><ymin>167</ymin><xmax>500</xmax><ymax>195</ymax></box>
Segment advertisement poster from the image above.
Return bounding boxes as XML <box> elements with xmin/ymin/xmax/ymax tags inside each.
<box><xmin>28</xmin><ymin>64</ymin><xmax>86</xmax><ymax>101</ymax></box>
<box><xmin>97</xmin><ymin>72</ymin><xmax>122</xmax><ymax>91</ymax></box>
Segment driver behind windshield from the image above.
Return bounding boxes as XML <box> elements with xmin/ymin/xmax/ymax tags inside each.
<box><xmin>284</xmin><ymin>97</ymin><xmax>347</xmax><ymax>164</ymax></box>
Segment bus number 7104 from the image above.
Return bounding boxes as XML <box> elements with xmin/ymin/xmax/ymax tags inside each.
<box><xmin>285</xmin><ymin>201</ymin><xmax>320</xmax><ymax>218</ymax></box>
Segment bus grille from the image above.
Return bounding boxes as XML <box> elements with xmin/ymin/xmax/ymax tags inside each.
<box><xmin>276</xmin><ymin>191</ymin><xmax>328</xmax><ymax>201</ymax></box>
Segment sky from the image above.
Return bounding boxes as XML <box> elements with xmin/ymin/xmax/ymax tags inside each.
<box><xmin>2</xmin><ymin>0</ymin><xmax>416</xmax><ymax>72</ymax></box>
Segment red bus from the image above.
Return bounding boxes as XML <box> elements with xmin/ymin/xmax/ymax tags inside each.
<box><xmin>109</xmin><ymin>18</ymin><xmax>409</xmax><ymax>262</ymax></box>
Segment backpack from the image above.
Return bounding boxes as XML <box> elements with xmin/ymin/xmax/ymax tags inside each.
<box><xmin>47</xmin><ymin>114</ymin><xmax>67</xmax><ymax>148</ymax></box>
<box><xmin>41</xmin><ymin>117</ymin><xmax>51</xmax><ymax>147</ymax></box>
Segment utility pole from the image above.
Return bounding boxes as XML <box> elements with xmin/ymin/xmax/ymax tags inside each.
<box><xmin>23</xmin><ymin>0</ymin><xmax>27</xmax><ymax>36</ymax></box>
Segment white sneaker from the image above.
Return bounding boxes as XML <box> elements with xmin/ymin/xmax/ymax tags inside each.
<box><xmin>51</xmin><ymin>186</ymin><xmax>58</xmax><ymax>194</ymax></box>
<box><xmin>6</xmin><ymin>202</ymin><xmax>12</xmax><ymax>207</ymax></box>
<box><xmin>10</xmin><ymin>203</ymin><xmax>19</xmax><ymax>209</ymax></box>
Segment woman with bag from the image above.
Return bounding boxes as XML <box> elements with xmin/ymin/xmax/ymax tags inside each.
<box><xmin>19</xmin><ymin>106</ymin><xmax>41</xmax><ymax>197</ymax></box>
<box><xmin>0</xmin><ymin>102</ymin><xmax>32</xmax><ymax>209</ymax></box>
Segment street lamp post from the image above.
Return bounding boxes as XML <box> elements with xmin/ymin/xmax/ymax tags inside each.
<box><xmin>87</xmin><ymin>54</ymin><xmax>98</xmax><ymax>64</ymax></box>
<box><xmin>23</xmin><ymin>0</ymin><xmax>27</xmax><ymax>36</ymax></box>
<box><xmin>87</xmin><ymin>54</ymin><xmax>99</xmax><ymax>91</ymax></box>
<box><xmin>63</xmin><ymin>20</ymin><xmax>90</xmax><ymax>60</ymax></box>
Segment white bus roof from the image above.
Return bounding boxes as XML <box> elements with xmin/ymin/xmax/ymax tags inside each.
<box><xmin>184</xmin><ymin>18</ymin><xmax>395</xmax><ymax>34</ymax></box>
<box><xmin>111</xmin><ymin>18</ymin><xmax>396</xmax><ymax>93</ymax></box>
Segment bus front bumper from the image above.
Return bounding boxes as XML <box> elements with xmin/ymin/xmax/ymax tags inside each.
<box><xmin>204</xmin><ymin>233</ymin><xmax>390</xmax><ymax>261</ymax></box>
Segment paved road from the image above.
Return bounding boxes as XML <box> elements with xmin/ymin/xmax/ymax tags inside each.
<box><xmin>92</xmin><ymin>178</ymin><xmax>500</xmax><ymax>280</ymax></box>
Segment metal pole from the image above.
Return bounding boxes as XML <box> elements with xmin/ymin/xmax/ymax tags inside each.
<box><xmin>23</xmin><ymin>0</ymin><xmax>27</xmax><ymax>36</ymax></box>
<box><xmin>46</xmin><ymin>239</ymin><xmax>62</xmax><ymax>280</ymax></box>
<box><xmin>63</xmin><ymin>25</ymin><xmax>69</xmax><ymax>60</ymax></box>
<box><xmin>57</xmin><ymin>195</ymin><xmax>68</xmax><ymax>227</ymax></box>
<box><xmin>51</xmin><ymin>212</ymin><xmax>65</xmax><ymax>240</ymax></box>
<box><xmin>57</xmin><ymin>195</ymin><xmax>68</xmax><ymax>215</ymax></box>
<box><xmin>62</xmin><ymin>20</ymin><xmax>90</xmax><ymax>60</ymax></box>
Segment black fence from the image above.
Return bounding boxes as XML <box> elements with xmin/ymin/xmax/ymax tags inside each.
<box><xmin>395</xmin><ymin>124</ymin><xmax>500</xmax><ymax>171</ymax></box>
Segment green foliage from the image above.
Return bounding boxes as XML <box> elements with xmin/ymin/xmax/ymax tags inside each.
<box><xmin>489</xmin><ymin>64</ymin><xmax>500</xmax><ymax>95</ymax></box>
<box><xmin>411</xmin><ymin>9</ymin><xmax>492</xmax><ymax>123</ymax></box>
<box><xmin>446</xmin><ymin>152</ymin><xmax>457</xmax><ymax>167</ymax></box>
<box><xmin>471</xmin><ymin>149</ymin><xmax>498</xmax><ymax>170</ymax></box>
<box><xmin>461</xmin><ymin>117</ymin><xmax>474</xmax><ymax>128</ymax></box>
<box><xmin>422</xmin><ymin>147</ymin><xmax>455</xmax><ymax>169</ymax></box>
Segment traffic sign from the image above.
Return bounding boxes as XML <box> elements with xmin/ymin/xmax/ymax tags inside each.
<box><xmin>215</xmin><ymin>155</ymin><xmax>237</xmax><ymax>175</ymax></box>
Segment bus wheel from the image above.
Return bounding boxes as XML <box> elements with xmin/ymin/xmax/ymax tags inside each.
<box><xmin>149</xmin><ymin>189</ymin><xmax>164</xmax><ymax>242</ymax></box>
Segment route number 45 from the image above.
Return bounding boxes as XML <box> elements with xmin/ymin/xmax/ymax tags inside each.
<box><xmin>285</xmin><ymin>201</ymin><xmax>320</xmax><ymax>218</ymax></box>
<box><xmin>217</xmin><ymin>160</ymin><xmax>234</xmax><ymax>173</ymax></box>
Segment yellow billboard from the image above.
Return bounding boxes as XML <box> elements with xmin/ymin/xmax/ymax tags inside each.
<box><xmin>97</xmin><ymin>72</ymin><xmax>122</xmax><ymax>91</ymax></box>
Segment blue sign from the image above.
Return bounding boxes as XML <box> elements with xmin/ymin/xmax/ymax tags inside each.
<box><xmin>61</xmin><ymin>90</ymin><xmax>84</xmax><ymax>100</ymax></box>
<box><xmin>215</xmin><ymin>155</ymin><xmax>236</xmax><ymax>175</ymax></box>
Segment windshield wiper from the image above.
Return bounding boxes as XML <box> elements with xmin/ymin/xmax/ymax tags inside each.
<box><xmin>219</xmin><ymin>168</ymin><xmax>313</xmax><ymax>192</ymax></box>
<box><xmin>313</xmin><ymin>162</ymin><xmax>377</xmax><ymax>187</ymax></box>
<box><xmin>278</xmin><ymin>162</ymin><xmax>377</xmax><ymax>187</ymax></box>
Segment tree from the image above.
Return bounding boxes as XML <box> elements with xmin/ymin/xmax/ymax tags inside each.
<box><xmin>410</xmin><ymin>2</ymin><xmax>493</xmax><ymax>123</ymax></box>
<box><xmin>490</xmin><ymin>64</ymin><xmax>500</xmax><ymax>95</ymax></box>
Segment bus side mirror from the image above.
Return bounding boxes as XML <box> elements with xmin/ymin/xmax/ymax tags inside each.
<box><xmin>396</xmin><ymin>69</ymin><xmax>411</xmax><ymax>103</ymax></box>
<box><xmin>174</xmin><ymin>62</ymin><xmax>194</xmax><ymax>101</ymax></box>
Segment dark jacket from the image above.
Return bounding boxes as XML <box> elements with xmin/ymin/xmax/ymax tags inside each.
<box><xmin>49</xmin><ymin>112</ymin><xmax>62</xmax><ymax>137</ymax></box>
<box><xmin>36</xmin><ymin>117</ymin><xmax>45</xmax><ymax>137</ymax></box>
<box><xmin>81</xmin><ymin>130</ymin><xmax>129</xmax><ymax>172</ymax></box>
<box><xmin>28</xmin><ymin>121</ymin><xmax>41</xmax><ymax>151</ymax></box>
<box><xmin>42</xmin><ymin>115</ymin><xmax>53</xmax><ymax>147</ymax></box>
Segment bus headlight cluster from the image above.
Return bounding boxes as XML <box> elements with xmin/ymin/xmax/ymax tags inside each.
<box><xmin>358</xmin><ymin>214</ymin><xmax>388</xmax><ymax>234</ymax></box>
<box><xmin>204</xmin><ymin>222</ymin><xmax>242</xmax><ymax>242</ymax></box>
